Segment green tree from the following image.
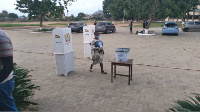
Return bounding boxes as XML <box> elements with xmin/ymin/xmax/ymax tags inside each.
<box><xmin>68</xmin><ymin>14</ymin><xmax>75</xmax><ymax>21</ymax></box>
<box><xmin>77</xmin><ymin>12</ymin><xmax>86</xmax><ymax>20</ymax></box>
<box><xmin>108</xmin><ymin>0</ymin><xmax>125</xmax><ymax>20</ymax></box>
<box><xmin>164</xmin><ymin>0</ymin><xmax>199</xmax><ymax>21</ymax></box>
<box><xmin>0</xmin><ymin>10</ymin><xmax>9</xmax><ymax>18</ymax></box>
<box><xmin>189</xmin><ymin>0</ymin><xmax>200</xmax><ymax>21</ymax></box>
<box><xmin>15</xmin><ymin>0</ymin><xmax>77</xmax><ymax>28</ymax></box>
<box><xmin>103</xmin><ymin>0</ymin><xmax>114</xmax><ymax>19</ymax></box>
<box><xmin>8</xmin><ymin>13</ymin><xmax>18</xmax><ymax>18</ymax></box>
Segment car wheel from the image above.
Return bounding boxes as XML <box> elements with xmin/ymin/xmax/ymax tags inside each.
<box><xmin>176</xmin><ymin>33</ymin><xmax>178</xmax><ymax>36</ymax></box>
<box><xmin>106</xmin><ymin>30</ymin><xmax>109</xmax><ymax>34</ymax></box>
<box><xmin>78</xmin><ymin>28</ymin><xmax>83</xmax><ymax>33</ymax></box>
<box><xmin>184</xmin><ymin>28</ymin><xmax>189</xmax><ymax>32</ymax></box>
<box><xmin>112</xmin><ymin>28</ymin><xmax>116</xmax><ymax>33</ymax></box>
<box><xmin>162</xmin><ymin>33</ymin><xmax>164</xmax><ymax>35</ymax></box>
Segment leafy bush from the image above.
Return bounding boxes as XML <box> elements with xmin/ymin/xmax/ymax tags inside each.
<box><xmin>34</xmin><ymin>28</ymin><xmax>54</xmax><ymax>32</ymax></box>
<box><xmin>13</xmin><ymin>63</ymin><xmax>40</xmax><ymax>110</ymax></box>
<box><xmin>169</xmin><ymin>93</ymin><xmax>200</xmax><ymax>112</ymax></box>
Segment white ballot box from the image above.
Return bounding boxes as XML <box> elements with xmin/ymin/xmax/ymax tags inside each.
<box><xmin>52</xmin><ymin>28</ymin><xmax>75</xmax><ymax>76</ymax></box>
<box><xmin>52</xmin><ymin>28</ymin><xmax>73</xmax><ymax>54</ymax></box>
<box><xmin>83</xmin><ymin>25</ymin><xmax>95</xmax><ymax>58</ymax></box>
<box><xmin>84</xmin><ymin>43</ymin><xmax>92</xmax><ymax>58</ymax></box>
<box><xmin>54</xmin><ymin>51</ymin><xmax>75</xmax><ymax>76</ymax></box>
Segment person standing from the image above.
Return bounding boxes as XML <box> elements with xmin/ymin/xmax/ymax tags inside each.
<box><xmin>94</xmin><ymin>20</ymin><xmax>97</xmax><ymax>25</ymax></box>
<box><xmin>129</xmin><ymin>20</ymin><xmax>133</xmax><ymax>34</ymax></box>
<box><xmin>0</xmin><ymin>29</ymin><xmax>18</xmax><ymax>111</ymax></box>
<box><xmin>90</xmin><ymin>32</ymin><xmax>107</xmax><ymax>74</ymax></box>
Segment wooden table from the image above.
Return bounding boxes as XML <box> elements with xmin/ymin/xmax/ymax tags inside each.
<box><xmin>111</xmin><ymin>59</ymin><xmax>133</xmax><ymax>85</ymax></box>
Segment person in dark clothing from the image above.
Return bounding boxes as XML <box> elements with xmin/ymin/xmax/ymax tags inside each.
<box><xmin>129</xmin><ymin>20</ymin><xmax>133</xmax><ymax>34</ymax></box>
<box><xmin>0</xmin><ymin>29</ymin><xmax>18</xmax><ymax>111</ymax></box>
<box><xmin>143</xmin><ymin>20</ymin><xmax>148</xmax><ymax>33</ymax></box>
<box><xmin>94</xmin><ymin>20</ymin><xmax>97</xmax><ymax>25</ymax></box>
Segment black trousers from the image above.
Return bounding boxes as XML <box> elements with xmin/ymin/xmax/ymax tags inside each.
<box><xmin>0</xmin><ymin>56</ymin><xmax>13</xmax><ymax>83</ymax></box>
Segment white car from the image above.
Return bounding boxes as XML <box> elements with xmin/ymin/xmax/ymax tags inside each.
<box><xmin>182</xmin><ymin>21</ymin><xmax>200</xmax><ymax>32</ymax></box>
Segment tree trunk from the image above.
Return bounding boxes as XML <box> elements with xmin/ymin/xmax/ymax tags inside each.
<box><xmin>182</xmin><ymin>16</ymin><xmax>185</xmax><ymax>22</ymax></box>
<box><xmin>186</xmin><ymin>12</ymin><xmax>189</xmax><ymax>21</ymax></box>
<box><xmin>177</xmin><ymin>17</ymin><xmax>178</xmax><ymax>22</ymax></box>
<box><xmin>40</xmin><ymin>14</ymin><xmax>44</xmax><ymax>29</ymax></box>
<box><xmin>192</xmin><ymin>8</ymin><xmax>195</xmax><ymax>21</ymax></box>
<box><xmin>146</xmin><ymin>16</ymin><xmax>152</xmax><ymax>29</ymax></box>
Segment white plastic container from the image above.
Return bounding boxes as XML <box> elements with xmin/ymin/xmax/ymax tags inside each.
<box><xmin>84</xmin><ymin>43</ymin><xmax>92</xmax><ymax>59</ymax></box>
<box><xmin>52</xmin><ymin>28</ymin><xmax>73</xmax><ymax>54</ymax></box>
<box><xmin>54</xmin><ymin>51</ymin><xmax>75</xmax><ymax>76</ymax></box>
<box><xmin>83</xmin><ymin>25</ymin><xmax>95</xmax><ymax>59</ymax></box>
<box><xmin>145</xmin><ymin>29</ymin><xmax>149</xmax><ymax>34</ymax></box>
<box><xmin>115</xmin><ymin>48</ymin><xmax>130</xmax><ymax>63</ymax></box>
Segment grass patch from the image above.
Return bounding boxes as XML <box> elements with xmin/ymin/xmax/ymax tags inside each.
<box><xmin>34</xmin><ymin>28</ymin><xmax>54</xmax><ymax>32</ymax></box>
<box><xmin>48</xmin><ymin>23</ymin><xmax>68</xmax><ymax>26</ymax></box>
<box><xmin>122</xmin><ymin>22</ymin><xmax>182</xmax><ymax>28</ymax></box>
<box><xmin>0</xmin><ymin>24</ymin><xmax>40</xmax><ymax>27</ymax></box>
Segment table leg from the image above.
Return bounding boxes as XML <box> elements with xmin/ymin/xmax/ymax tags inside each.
<box><xmin>128</xmin><ymin>65</ymin><xmax>130</xmax><ymax>85</ymax></box>
<box><xmin>114</xmin><ymin>65</ymin><xmax>116</xmax><ymax>78</ymax></box>
<box><xmin>111</xmin><ymin>63</ymin><xmax>113</xmax><ymax>83</ymax></box>
<box><xmin>131</xmin><ymin>65</ymin><xmax>132</xmax><ymax>81</ymax></box>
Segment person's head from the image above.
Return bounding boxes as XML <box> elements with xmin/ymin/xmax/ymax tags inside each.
<box><xmin>94</xmin><ymin>32</ymin><xmax>100</xmax><ymax>39</ymax></box>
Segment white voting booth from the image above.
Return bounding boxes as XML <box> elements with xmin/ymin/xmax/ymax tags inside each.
<box><xmin>83</xmin><ymin>25</ymin><xmax>95</xmax><ymax>59</ymax></box>
<box><xmin>52</xmin><ymin>28</ymin><xmax>75</xmax><ymax>76</ymax></box>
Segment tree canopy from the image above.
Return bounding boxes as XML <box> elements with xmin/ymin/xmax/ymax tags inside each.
<box><xmin>8</xmin><ymin>13</ymin><xmax>18</xmax><ymax>18</ymax></box>
<box><xmin>77</xmin><ymin>12</ymin><xmax>86</xmax><ymax>20</ymax></box>
<box><xmin>15</xmin><ymin>0</ymin><xmax>77</xmax><ymax>28</ymax></box>
<box><xmin>103</xmin><ymin>0</ymin><xmax>114</xmax><ymax>19</ymax></box>
<box><xmin>103</xmin><ymin>0</ymin><xmax>200</xmax><ymax>27</ymax></box>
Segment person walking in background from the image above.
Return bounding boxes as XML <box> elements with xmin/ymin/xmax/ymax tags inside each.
<box><xmin>94</xmin><ymin>20</ymin><xmax>97</xmax><ymax>25</ymax></box>
<box><xmin>0</xmin><ymin>29</ymin><xmax>18</xmax><ymax>111</ymax></box>
<box><xmin>129</xmin><ymin>20</ymin><xmax>133</xmax><ymax>34</ymax></box>
<box><xmin>90</xmin><ymin>32</ymin><xmax>107</xmax><ymax>74</ymax></box>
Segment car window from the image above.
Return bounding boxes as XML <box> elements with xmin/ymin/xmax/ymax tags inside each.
<box><xmin>165</xmin><ymin>23</ymin><xmax>177</xmax><ymax>27</ymax></box>
<box><xmin>69</xmin><ymin>23</ymin><xmax>76</xmax><ymax>25</ymax></box>
<box><xmin>188</xmin><ymin>22</ymin><xmax>194</xmax><ymax>25</ymax></box>
<box><xmin>97</xmin><ymin>22</ymin><xmax>106</xmax><ymax>26</ymax></box>
<box><xmin>107</xmin><ymin>23</ymin><xmax>111</xmax><ymax>25</ymax></box>
<box><xmin>195</xmin><ymin>22</ymin><xmax>200</xmax><ymax>25</ymax></box>
<box><xmin>79</xmin><ymin>23</ymin><xmax>83</xmax><ymax>25</ymax></box>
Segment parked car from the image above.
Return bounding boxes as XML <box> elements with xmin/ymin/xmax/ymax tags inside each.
<box><xmin>162</xmin><ymin>22</ymin><xmax>179</xmax><ymax>36</ymax></box>
<box><xmin>95</xmin><ymin>21</ymin><xmax>116</xmax><ymax>34</ymax></box>
<box><xmin>182</xmin><ymin>21</ymin><xmax>200</xmax><ymax>32</ymax></box>
<box><xmin>68</xmin><ymin>22</ymin><xmax>86</xmax><ymax>33</ymax></box>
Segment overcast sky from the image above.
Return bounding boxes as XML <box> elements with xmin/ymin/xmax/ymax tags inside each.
<box><xmin>0</xmin><ymin>0</ymin><xmax>103</xmax><ymax>17</ymax></box>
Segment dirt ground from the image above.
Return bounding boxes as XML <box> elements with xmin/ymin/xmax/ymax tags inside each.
<box><xmin>3</xmin><ymin>26</ymin><xmax>200</xmax><ymax>111</ymax></box>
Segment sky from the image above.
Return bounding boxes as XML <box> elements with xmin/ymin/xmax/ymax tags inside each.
<box><xmin>0</xmin><ymin>0</ymin><xmax>104</xmax><ymax>17</ymax></box>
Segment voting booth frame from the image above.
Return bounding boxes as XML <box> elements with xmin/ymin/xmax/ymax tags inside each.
<box><xmin>83</xmin><ymin>25</ymin><xmax>95</xmax><ymax>59</ymax></box>
<box><xmin>52</xmin><ymin>28</ymin><xmax>75</xmax><ymax>76</ymax></box>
